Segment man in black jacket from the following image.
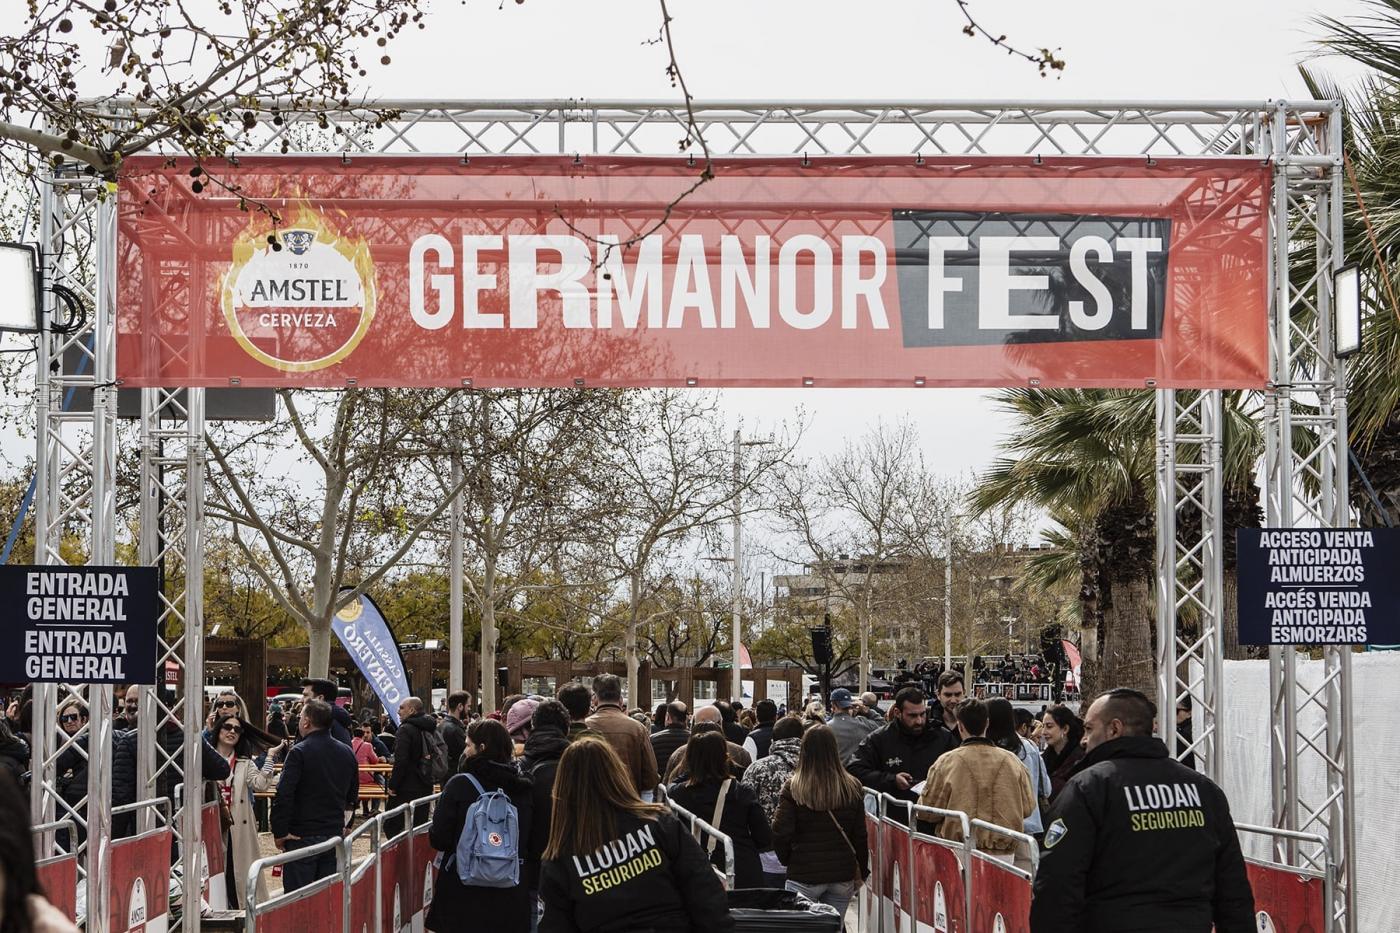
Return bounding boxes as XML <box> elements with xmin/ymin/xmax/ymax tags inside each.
<box><xmin>743</xmin><ymin>699</ymin><xmax>778</xmax><ymax>760</ymax></box>
<box><xmin>271</xmin><ymin>699</ymin><xmax>358</xmax><ymax>892</ymax></box>
<box><xmin>650</xmin><ymin>701</ymin><xmax>690</xmax><ymax>770</ymax></box>
<box><xmin>386</xmin><ymin>697</ymin><xmax>437</xmax><ymax>835</ymax></box>
<box><xmin>1030</xmin><ymin>689</ymin><xmax>1254</xmax><ymax>933</ymax></box>
<box><xmin>302</xmin><ymin>678</ymin><xmax>353</xmax><ymax>746</ymax></box>
<box><xmin>440</xmin><ymin>689</ymin><xmax>471</xmax><ymax>770</ymax></box>
<box><xmin>522</xmin><ymin>700</ymin><xmax>572</xmax><ymax>909</ymax></box>
<box><xmin>847</xmin><ymin>686</ymin><xmax>957</xmax><ymax>818</ymax></box>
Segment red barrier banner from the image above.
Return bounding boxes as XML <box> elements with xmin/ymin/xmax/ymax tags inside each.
<box><xmin>109</xmin><ymin>829</ymin><xmax>172</xmax><ymax>933</ymax></box>
<box><xmin>116</xmin><ymin>155</ymin><xmax>1269</xmax><ymax>390</ymax></box>
<box><xmin>256</xmin><ymin>879</ymin><xmax>344</xmax><ymax>932</ymax></box>
<box><xmin>201</xmin><ymin>802</ymin><xmax>226</xmax><ymax>877</ymax></box>
<box><xmin>913</xmin><ymin>836</ymin><xmax>966</xmax><ymax>933</ymax></box>
<box><xmin>881</xmin><ymin>821</ymin><xmax>913</xmax><ymax>933</ymax></box>
<box><xmin>407</xmin><ymin>829</ymin><xmax>439</xmax><ymax>930</ymax></box>
<box><xmin>349</xmin><ymin>867</ymin><xmax>378</xmax><ymax>933</ymax></box>
<box><xmin>1246</xmin><ymin>862</ymin><xmax>1327</xmax><ymax>933</ymax></box>
<box><xmin>969</xmin><ymin>855</ymin><xmax>1030</xmax><ymax>933</ymax></box>
<box><xmin>864</xmin><ymin>811</ymin><xmax>882</xmax><ymax>930</ymax></box>
<box><xmin>379</xmin><ymin>836</ymin><xmax>410</xmax><ymax>933</ymax></box>
<box><xmin>36</xmin><ymin>856</ymin><xmax>78</xmax><ymax>921</ymax></box>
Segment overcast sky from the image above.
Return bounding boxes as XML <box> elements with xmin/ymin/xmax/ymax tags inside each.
<box><xmin>0</xmin><ymin>0</ymin><xmax>1375</xmax><ymax>524</ymax></box>
<box><xmin>343</xmin><ymin>0</ymin><xmax>1369</xmax><ymax>479</ymax></box>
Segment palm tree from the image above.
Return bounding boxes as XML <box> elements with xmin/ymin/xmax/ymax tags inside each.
<box><xmin>1305</xmin><ymin>4</ymin><xmax>1400</xmax><ymax>528</ymax></box>
<box><xmin>972</xmin><ymin>390</ymin><xmax>1265</xmax><ymax>697</ymax></box>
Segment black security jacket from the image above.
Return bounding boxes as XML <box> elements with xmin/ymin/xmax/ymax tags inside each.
<box><xmin>846</xmin><ymin>720</ymin><xmax>957</xmax><ymax>804</ymax></box>
<box><xmin>1028</xmin><ymin>736</ymin><xmax>1254</xmax><ymax>933</ymax></box>
<box><xmin>270</xmin><ymin>729</ymin><xmax>358</xmax><ymax>840</ymax></box>
<box><xmin>539</xmin><ymin>810</ymin><xmax>734</xmax><ymax>933</ymax></box>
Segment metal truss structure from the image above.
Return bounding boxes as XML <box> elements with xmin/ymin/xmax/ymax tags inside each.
<box><xmin>28</xmin><ymin>100</ymin><xmax>1351</xmax><ymax>932</ymax></box>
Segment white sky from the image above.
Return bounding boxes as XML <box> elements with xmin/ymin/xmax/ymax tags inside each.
<box><xmin>0</xmin><ymin>0</ymin><xmax>1375</xmax><ymax>528</ymax></box>
<box><xmin>347</xmin><ymin>0</ymin><xmax>1370</xmax><ymax>477</ymax></box>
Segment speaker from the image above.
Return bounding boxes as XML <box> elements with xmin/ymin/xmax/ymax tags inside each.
<box><xmin>809</xmin><ymin>627</ymin><xmax>833</xmax><ymax>665</ymax></box>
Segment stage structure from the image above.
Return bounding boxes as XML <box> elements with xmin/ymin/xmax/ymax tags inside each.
<box><xmin>28</xmin><ymin>99</ymin><xmax>1350</xmax><ymax>932</ymax></box>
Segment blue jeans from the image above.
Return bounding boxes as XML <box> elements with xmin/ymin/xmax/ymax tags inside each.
<box><xmin>785</xmin><ymin>879</ymin><xmax>855</xmax><ymax>922</ymax></box>
<box><xmin>282</xmin><ymin>836</ymin><xmax>337</xmax><ymax>892</ymax></box>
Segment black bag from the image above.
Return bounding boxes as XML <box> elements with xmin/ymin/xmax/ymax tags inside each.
<box><xmin>727</xmin><ymin>889</ymin><xmax>843</xmax><ymax>933</ymax></box>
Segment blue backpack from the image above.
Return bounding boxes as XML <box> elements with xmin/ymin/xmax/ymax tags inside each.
<box><xmin>453</xmin><ymin>773</ymin><xmax>520</xmax><ymax>887</ymax></box>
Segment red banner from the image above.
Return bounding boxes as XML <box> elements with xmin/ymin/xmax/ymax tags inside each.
<box><xmin>36</xmin><ymin>856</ymin><xmax>78</xmax><ymax>921</ymax></box>
<box><xmin>969</xmin><ymin>855</ymin><xmax>1030</xmax><ymax>933</ymax></box>
<box><xmin>407</xmin><ymin>828</ymin><xmax>439</xmax><ymax>922</ymax></box>
<box><xmin>881</xmin><ymin>820</ymin><xmax>913</xmax><ymax>933</ymax></box>
<box><xmin>116</xmin><ymin>155</ymin><xmax>1269</xmax><ymax>390</ymax></box>
<box><xmin>913</xmin><ymin>836</ymin><xmax>967</xmax><ymax>933</ymax></box>
<box><xmin>1246</xmin><ymin>862</ymin><xmax>1327</xmax><ymax>933</ymax></box>
<box><xmin>864</xmin><ymin>811</ymin><xmax>882</xmax><ymax>928</ymax></box>
<box><xmin>379</xmin><ymin>836</ymin><xmax>410</xmax><ymax>933</ymax></box>
<box><xmin>201</xmin><ymin>802</ymin><xmax>226</xmax><ymax>877</ymax></box>
<box><xmin>349</xmin><ymin>866</ymin><xmax>378</xmax><ymax>933</ymax></box>
<box><xmin>109</xmin><ymin>829</ymin><xmax>172</xmax><ymax>933</ymax></box>
<box><xmin>256</xmin><ymin>879</ymin><xmax>344</xmax><ymax>932</ymax></box>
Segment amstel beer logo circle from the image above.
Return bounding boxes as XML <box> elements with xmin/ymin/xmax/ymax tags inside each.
<box><xmin>221</xmin><ymin>203</ymin><xmax>376</xmax><ymax>372</ymax></box>
<box><xmin>336</xmin><ymin>596</ymin><xmax>365</xmax><ymax>623</ymax></box>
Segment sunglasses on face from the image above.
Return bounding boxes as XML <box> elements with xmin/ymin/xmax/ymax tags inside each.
<box><xmin>220</xmin><ymin>723</ymin><xmax>242</xmax><ymax>734</ymax></box>
<box><xmin>60</xmin><ymin>714</ymin><xmax>82</xmax><ymax>723</ymax></box>
<box><xmin>216</xmin><ymin>699</ymin><xmax>238</xmax><ymax>709</ymax></box>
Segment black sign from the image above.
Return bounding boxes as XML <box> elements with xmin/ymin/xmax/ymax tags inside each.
<box><xmin>1236</xmin><ymin>528</ymin><xmax>1400</xmax><ymax>646</ymax></box>
<box><xmin>1</xmin><ymin>565</ymin><xmax>158</xmax><ymax>684</ymax></box>
<box><xmin>893</xmin><ymin>212</ymin><xmax>1171</xmax><ymax>348</ymax></box>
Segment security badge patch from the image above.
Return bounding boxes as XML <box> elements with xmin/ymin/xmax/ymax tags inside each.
<box><xmin>1044</xmin><ymin>818</ymin><xmax>1068</xmax><ymax>849</ymax></box>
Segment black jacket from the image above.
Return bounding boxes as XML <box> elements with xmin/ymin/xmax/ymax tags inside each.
<box><xmin>649</xmin><ymin>727</ymin><xmax>690</xmax><ymax>773</ymax></box>
<box><xmin>441</xmin><ymin>714</ymin><xmax>468</xmax><ymax>772</ymax></box>
<box><xmin>271</xmin><ymin>729</ymin><xmax>358</xmax><ymax>840</ymax></box>
<box><xmin>847</xmin><ymin>720</ymin><xmax>957</xmax><ymax>805</ymax></box>
<box><xmin>539</xmin><ymin>809</ymin><xmax>734</xmax><ymax>933</ymax></box>
<box><xmin>722</xmin><ymin>721</ymin><xmax>750</xmax><ymax>747</ymax></box>
<box><xmin>1029</xmin><ymin>736</ymin><xmax>1254</xmax><ymax>933</ymax></box>
<box><xmin>522</xmin><ymin>727</ymin><xmax>571</xmax><ymax>889</ymax></box>
<box><xmin>112</xmin><ymin>723</ymin><xmax>230</xmax><ymax>837</ymax></box>
<box><xmin>330</xmin><ymin>704</ymin><xmax>354</xmax><ymax>746</ymax></box>
<box><xmin>771</xmin><ymin>784</ymin><xmax>869</xmax><ymax>885</ymax></box>
<box><xmin>427</xmin><ymin>756</ymin><xmax>534</xmax><ymax>933</ymax></box>
<box><xmin>0</xmin><ymin>734</ymin><xmax>28</xmax><ymax>783</ymax></box>
<box><xmin>665</xmin><ymin>778</ymin><xmax>771</xmax><ymax>889</ymax></box>
<box><xmin>746</xmin><ymin>722</ymin><xmax>775</xmax><ymax>760</ymax></box>
<box><xmin>388</xmin><ymin>713</ymin><xmax>438</xmax><ymax>802</ymax></box>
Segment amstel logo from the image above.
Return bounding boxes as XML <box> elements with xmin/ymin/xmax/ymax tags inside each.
<box><xmin>336</xmin><ymin>596</ymin><xmax>365</xmax><ymax>623</ymax></box>
<box><xmin>221</xmin><ymin>202</ymin><xmax>376</xmax><ymax>373</ymax></box>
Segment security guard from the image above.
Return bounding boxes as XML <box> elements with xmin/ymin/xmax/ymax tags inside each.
<box><xmin>1029</xmin><ymin>688</ymin><xmax>1255</xmax><ymax>933</ymax></box>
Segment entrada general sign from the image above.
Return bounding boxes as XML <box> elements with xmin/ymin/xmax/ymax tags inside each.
<box><xmin>2</xmin><ymin>565</ymin><xmax>158</xmax><ymax>683</ymax></box>
<box><xmin>117</xmin><ymin>155</ymin><xmax>1269</xmax><ymax>389</ymax></box>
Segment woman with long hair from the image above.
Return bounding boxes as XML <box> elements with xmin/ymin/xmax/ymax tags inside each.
<box><xmin>209</xmin><ymin>712</ymin><xmax>283</xmax><ymax>908</ymax></box>
<box><xmin>539</xmin><ymin>738</ymin><xmax>733</xmax><ymax>933</ymax></box>
<box><xmin>771</xmin><ymin>723</ymin><xmax>868</xmax><ymax>920</ymax></box>
<box><xmin>427</xmin><ymin>719</ymin><xmax>533</xmax><ymax>933</ymax></box>
<box><xmin>665</xmin><ymin>731</ymin><xmax>771</xmax><ymax>889</ymax></box>
<box><xmin>987</xmin><ymin>698</ymin><xmax>1051</xmax><ymax>838</ymax></box>
<box><xmin>0</xmin><ymin>770</ymin><xmax>78</xmax><ymax>933</ymax></box>
<box><xmin>1041</xmin><ymin>704</ymin><xmax>1086</xmax><ymax>802</ymax></box>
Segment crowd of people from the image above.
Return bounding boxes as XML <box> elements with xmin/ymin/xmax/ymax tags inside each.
<box><xmin>4</xmin><ymin>665</ymin><xmax>1257</xmax><ymax>933</ymax></box>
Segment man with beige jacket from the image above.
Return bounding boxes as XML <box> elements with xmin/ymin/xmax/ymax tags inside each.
<box><xmin>583</xmin><ymin>673</ymin><xmax>660</xmax><ymax>799</ymax></box>
<box><xmin>917</xmin><ymin>697</ymin><xmax>1034</xmax><ymax>858</ymax></box>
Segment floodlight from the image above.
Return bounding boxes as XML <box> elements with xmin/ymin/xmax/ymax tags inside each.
<box><xmin>1334</xmin><ymin>265</ymin><xmax>1361</xmax><ymax>358</ymax></box>
<box><xmin>0</xmin><ymin>243</ymin><xmax>39</xmax><ymax>333</ymax></box>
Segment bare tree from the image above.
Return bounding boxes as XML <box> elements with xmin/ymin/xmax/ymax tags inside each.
<box><xmin>606</xmin><ymin>390</ymin><xmax>797</xmax><ymax>704</ymax></box>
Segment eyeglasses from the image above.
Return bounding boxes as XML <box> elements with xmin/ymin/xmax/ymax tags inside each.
<box><xmin>215</xmin><ymin>699</ymin><xmax>238</xmax><ymax>709</ymax></box>
<box><xmin>60</xmin><ymin>714</ymin><xmax>82</xmax><ymax>723</ymax></box>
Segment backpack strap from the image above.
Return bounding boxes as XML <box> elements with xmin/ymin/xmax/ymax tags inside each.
<box><xmin>462</xmin><ymin>772</ymin><xmax>486</xmax><ymax>798</ymax></box>
<box><xmin>706</xmin><ymin>778</ymin><xmax>732</xmax><ymax>855</ymax></box>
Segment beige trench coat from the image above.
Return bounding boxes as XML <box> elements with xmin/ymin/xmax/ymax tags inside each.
<box><xmin>223</xmin><ymin>756</ymin><xmax>278</xmax><ymax>906</ymax></box>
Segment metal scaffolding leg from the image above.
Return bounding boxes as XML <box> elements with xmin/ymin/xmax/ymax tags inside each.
<box><xmin>1264</xmin><ymin>101</ymin><xmax>1354</xmax><ymax>932</ymax></box>
<box><xmin>1155</xmin><ymin>389</ymin><xmax>1225</xmax><ymax>784</ymax></box>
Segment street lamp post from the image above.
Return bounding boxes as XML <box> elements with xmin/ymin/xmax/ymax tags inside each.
<box><xmin>730</xmin><ymin>431</ymin><xmax>772</xmax><ymax>702</ymax></box>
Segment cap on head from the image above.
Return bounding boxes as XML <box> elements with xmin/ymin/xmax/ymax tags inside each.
<box><xmin>830</xmin><ymin>688</ymin><xmax>855</xmax><ymax>709</ymax></box>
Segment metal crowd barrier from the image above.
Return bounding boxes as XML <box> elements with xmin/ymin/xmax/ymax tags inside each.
<box><xmin>245</xmin><ymin>837</ymin><xmax>347</xmax><ymax>933</ymax></box>
<box><xmin>1236</xmin><ymin>822</ymin><xmax>1333</xmax><ymax>932</ymax></box>
<box><xmin>860</xmin><ymin>791</ymin><xmax>1038</xmax><ymax>933</ymax></box>
<box><xmin>658</xmin><ymin>787</ymin><xmax>737</xmax><ymax>890</ymax></box>
<box><xmin>243</xmin><ymin>790</ymin><xmax>442</xmax><ymax>933</ymax></box>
